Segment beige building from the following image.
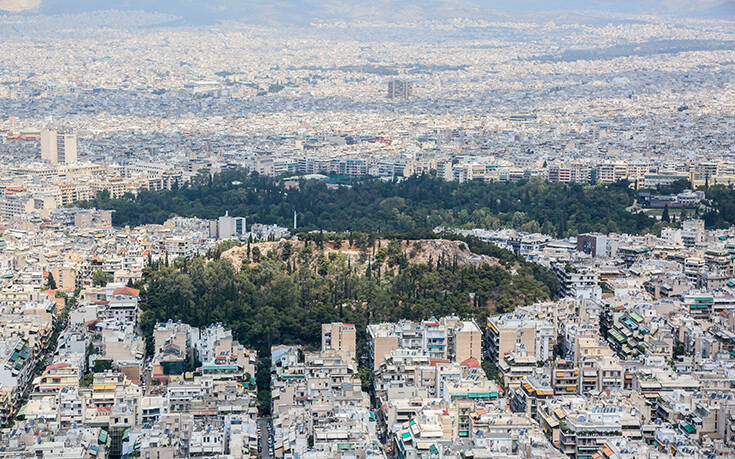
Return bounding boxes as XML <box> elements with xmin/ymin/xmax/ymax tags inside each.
<box><xmin>452</xmin><ymin>320</ymin><xmax>482</xmax><ymax>364</ymax></box>
<box><xmin>92</xmin><ymin>177</ymin><xmax>132</xmax><ymax>199</ymax></box>
<box><xmin>321</xmin><ymin>322</ymin><xmax>356</xmax><ymax>360</ymax></box>
<box><xmin>154</xmin><ymin>322</ymin><xmax>191</xmax><ymax>356</ymax></box>
<box><xmin>574</xmin><ymin>332</ymin><xmax>614</xmax><ymax>362</ymax></box>
<box><xmin>58</xmin><ymin>182</ymin><xmax>94</xmax><ymax>206</ymax></box>
<box><xmin>41</xmin><ymin>129</ymin><xmax>77</xmax><ymax>165</ymax></box>
<box><xmin>366</xmin><ymin>324</ymin><xmax>400</xmax><ymax>370</ymax></box>
<box><xmin>367</xmin><ymin>317</ymin><xmax>482</xmax><ymax>371</ymax></box>
<box><xmin>1</xmin><ymin>192</ymin><xmax>57</xmax><ymax>219</ymax></box>
<box><xmin>48</xmin><ymin>266</ymin><xmax>77</xmax><ymax>292</ymax></box>
<box><xmin>486</xmin><ymin>315</ymin><xmax>554</xmax><ymax>364</ymax></box>
<box><xmin>597</xmin><ymin>162</ymin><xmax>628</xmax><ymax>183</ymax></box>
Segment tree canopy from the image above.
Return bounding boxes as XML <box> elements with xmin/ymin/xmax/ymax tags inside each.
<box><xmin>76</xmin><ymin>170</ymin><xmax>662</xmax><ymax>237</ymax></box>
<box><xmin>137</xmin><ymin>235</ymin><xmax>558</xmax><ymax>356</ymax></box>
<box><xmin>47</xmin><ymin>272</ymin><xmax>57</xmax><ymax>290</ymax></box>
<box><xmin>92</xmin><ymin>270</ymin><xmax>114</xmax><ymax>287</ymax></box>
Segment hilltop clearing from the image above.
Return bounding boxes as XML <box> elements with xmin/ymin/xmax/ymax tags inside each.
<box><xmin>221</xmin><ymin>238</ymin><xmax>502</xmax><ymax>274</ymax></box>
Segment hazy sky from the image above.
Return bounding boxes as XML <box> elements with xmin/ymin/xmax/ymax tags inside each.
<box><xmin>0</xmin><ymin>0</ymin><xmax>39</xmax><ymax>11</ymax></box>
<box><xmin>0</xmin><ymin>0</ymin><xmax>732</xmax><ymax>19</ymax></box>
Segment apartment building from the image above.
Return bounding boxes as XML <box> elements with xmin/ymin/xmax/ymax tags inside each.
<box><xmin>486</xmin><ymin>313</ymin><xmax>554</xmax><ymax>365</ymax></box>
<box><xmin>41</xmin><ymin>129</ymin><xmax>77</xmax><ymax>165</ymax></box>
<box><xmin>367</xmin><ymin>317</ymin><xmax>482</xmax><ymax>371</ymax></box>
<box><xmin>554</xmin><ymin>263</ymin><xmax>602</xmax><ymax>301</ymax></box>
<box><xmin>321</xmin><ymin>322</ymin><xmax>356</xmax><ymax>360</ymax></box>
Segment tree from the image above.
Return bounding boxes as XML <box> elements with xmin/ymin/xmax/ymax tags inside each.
<box><xmin>256</xmin><ymin>358</ymin><xmax>272</xmax><ymax>415</ymax></box>
<box><xmin>482</xmin><ymin>360</ymin><xmax>502</xmax><ymax>385</ymax></box>
<box><xmin>661</xmin><ymin>204</ymin><xmax>670</xmax><ymax>223</ymax></box>
<box><xmin>358</xmin><ymin>367</ymin><xmax>373</xmax><ymax>392</ymax></box>
<box><xmin>92</xmin><ymin>270</ymin><xmax>113</xmax><ymax>287</ymax></box>
<box><xmin>673</xmin><ymin>341</ymin><xmax>686</xmax><ymax>358</ymax></box>
<box><xmin>134</xmin><ymin>230</ymin><xmax>558</xmax><ymax>377</ymax></box>
<box><xmin>80</xmin><ymin>373</ymin><xmax>94</xmax><ymax>387</ymax></box>
<box><xmin>209</xmin><ymin>240</ymin><xmax>241</xmax><ymax>260</ymax></box>
<box><xmin>93</xmin><ymin>359</ymin><xmax>112</xmax><ymax>373</ymax></box>
<box><xmin>72</xmin><ymin>169</ymin><xmax>658</xmax><ymax>238</ymax></box>
<box><xmin>47</xmin><ymin>272</ymin><xmax>57</xmax><ymax>290</ymax></box>
<box><xmin>281</xmin><ymin>241</ymin><xmax>293</xmax><ymax>261</ymax></box>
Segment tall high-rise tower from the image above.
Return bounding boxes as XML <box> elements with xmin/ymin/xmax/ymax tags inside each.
<box><xmin>387</xmin><ymin>79</ymin><xmax>412</xmax><ymax>99</ymax></box>
<box><xmin>41</xmin><ymin>129</ymin><xmax>77</xmax><ymax>164</ymax></box>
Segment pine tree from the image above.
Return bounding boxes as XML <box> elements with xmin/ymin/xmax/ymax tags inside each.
<box><xmin>47</xmin><ymin>272</ymin><xmax>57</xmax><ymax>290</ymax></box>
<box><xmin>662</xmin><ymin>205</ymin><xmax>670</xmax><ymax>223</ymax></box>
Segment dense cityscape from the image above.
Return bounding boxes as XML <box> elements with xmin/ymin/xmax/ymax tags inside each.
<box><xmin>1</xmin><ymin>1</ymin><xmax>735</xmax><ymax>458</ymax></box>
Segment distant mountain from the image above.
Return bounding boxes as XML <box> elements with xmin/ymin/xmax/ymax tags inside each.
<box><xmin>3</xmin><ymin>0</ymin><xmax>732</xmax><ymax>24</ymax></box>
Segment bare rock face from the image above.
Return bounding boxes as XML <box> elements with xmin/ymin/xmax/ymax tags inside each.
<box><xmin>409</xmin><ymin>239</ymin><xmax>500</xmax><ymax>268</ymax></box>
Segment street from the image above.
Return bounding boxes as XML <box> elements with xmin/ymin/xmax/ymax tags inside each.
<box><xmin>257</xmin><ymin>416</ymin><xmax>273</xmax><ymax>458</ymax></box>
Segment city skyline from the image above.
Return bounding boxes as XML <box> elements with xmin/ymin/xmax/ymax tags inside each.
<box><xmin>0</xmin><ymin>3</ymin><xmax>734</xmax><ymax>459</ymax></box>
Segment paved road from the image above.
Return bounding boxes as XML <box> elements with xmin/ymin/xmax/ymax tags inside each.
<box><xmin>142</xmin><ymin>358</ymin><xmax>152</xmax><ymax>394</ymax></box>
<box><xmin>257</xmin><ymin>416</ymin><xmax>272</xmax><ymax>458</ymax></box>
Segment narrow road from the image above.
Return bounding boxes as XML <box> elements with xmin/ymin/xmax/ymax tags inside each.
<box><xmin>257</xmin><ymin>416</ymin><xmax>272</xmax><ymax>458</ymax></box>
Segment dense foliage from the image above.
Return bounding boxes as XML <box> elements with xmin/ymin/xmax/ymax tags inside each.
<box><xmin>639</xmin><ymin>181</ymin><xmax>735</xmax><ymax>229</ymax></box>
<box><xmin>701</xmin><ymin>185</ymin><xmax>735</xmax><ymax>229</ymax></box>
<box><xmin>137</xmin><ymin>238</ymin><xmax>557</xmax><ymax>357</ymax></box>
<box><xmin>77</xmin><ymin>169</ymin><xmax>659</xmax><ymax>237</ymax></box>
